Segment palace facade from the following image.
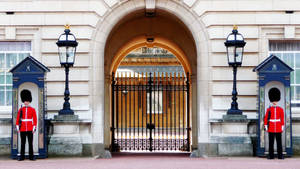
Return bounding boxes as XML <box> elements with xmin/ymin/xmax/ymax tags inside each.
<box><xmin>0</xmin><ymin>0</ymin><xmax>300</xmax><ymax>157</ymax></box>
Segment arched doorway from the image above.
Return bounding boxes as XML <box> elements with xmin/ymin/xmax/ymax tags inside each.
<box><xmin>103</xmin><ymin>9</ymin><xmax>198</xmax><ymax>153</ymax></box>
<box><xmin>111</xmin><ymin>46</ymin><xmax>190</xmax><ymax>152</ymax></box>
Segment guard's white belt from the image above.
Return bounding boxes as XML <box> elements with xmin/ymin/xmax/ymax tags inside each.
<box><xmin>270</xmin><ymin>119</ymin><xmax>280</xmax><ymax>122</ymax></box>
<box><xmin>21</xmin><ymin>119</ymin><xmax>33</xmax><ymax>122</ymax></box>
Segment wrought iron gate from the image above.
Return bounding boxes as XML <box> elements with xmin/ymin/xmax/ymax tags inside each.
<box><xmin>110</xmin><ymin>72</ymin><xmax>191</xmax><ymax>152</ymax></box>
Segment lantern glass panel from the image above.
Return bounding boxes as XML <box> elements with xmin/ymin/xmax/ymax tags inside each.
<box><xmin>226</xmin><ymin>46</ymin><xmax>244</xmax><ymax>65</ymax></box>
<box><xmin>59</xmin><ymin>34</ymin><xmax>66</xmax><ymax>41</ymax></box>
<box><xmin>227</xmin><ymin>46</ymin><xmax>235</xmax><ymax>64</ymax></box>
<box><xmin>58</xmin><ymin>46</ymin><xmax>66</xmax><ymax>64</ymax></box>
<box><xmin>66</xmin><ymin>46</ymin><xmax>76</xmax><ymax>64</ymax></box>
<box><xmin>228</xmin><ymin>34</ymin><xmax>235</xmax><ymax>41</ymax></box>
<box><xmin>235</xmin><ymin>46</ymin><xmax>244</xmax><ymax>64</ymax></box>
<box><xmin>68</xmin><ymin>35</ymin><xmax>75</xmax><ymax>41</ymax></box>
<box><xmin>236</xmin><ymin>34</ymin><xmax>243</xmax><ymax>41</ymax></box>
<box><xmin>58</xmin><ymin>46</ymin><xmax>76</xmax><ymax>64</ymax></box>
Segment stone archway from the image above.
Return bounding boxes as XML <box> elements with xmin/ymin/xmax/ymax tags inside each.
<box><xmin>110</xmin><ymin>35</ymin><xmax>192</xmax><ymax>74</ymax></box>
<box><xmin>90</xmin><ymin>0</ymin><xmax>210</xmax><ymax>157</ymax></box>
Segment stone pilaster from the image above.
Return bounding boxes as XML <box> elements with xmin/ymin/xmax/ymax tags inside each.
<box><xmin>208</xmin><ymin>115</ymin><xmax>253</xmax><ymax>156</ymax></box>
<box><xmin>48</xmin><ymin>115</ymin><xmax>82</xmax><ymax>156</ymax></box>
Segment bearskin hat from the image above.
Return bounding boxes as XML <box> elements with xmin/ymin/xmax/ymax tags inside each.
<box><xmin>21</xmin><ymin>89</ymin><xmax>32</xmax><ymax>103</ymax></box>
<box><xmin>268</xmin><ymin>87</ymin><xmax>281</xmax><ymax>102</ymax></box>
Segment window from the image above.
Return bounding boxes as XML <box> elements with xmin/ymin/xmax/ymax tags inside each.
<box><xmin>269</xmin><ymin>40</ymin><xmax>300</xmax><ymax>104</ymax></box>
<box><xmin>147</xmin><ymin>90</ymin><xmax>163</xmax><ymax>114</ymax></box>
<box><xmin>0</xmin><ymin>42</ymin><xmax>31</xmax><ymax>108</ymax></box>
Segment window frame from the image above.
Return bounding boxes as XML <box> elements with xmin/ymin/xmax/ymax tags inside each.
<box><xmin>268</xmin><ymin>50</ymin><xmax>300</xmax><ymax>104</ymax></box>
<box><xmin>0</xmin><ymin>43</ymin><xmax>31</xmax><ymax>112</ymax></box>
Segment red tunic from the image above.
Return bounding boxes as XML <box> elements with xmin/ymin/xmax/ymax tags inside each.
<box><xmin>264</xmin><ymin>106</ymin><xmax>284</xmax><ymax>133</ymax></box>
<box><xmin>16</xmin><ymin>106</ymin><xmax>37</xmax><ymax>132</ymax></box>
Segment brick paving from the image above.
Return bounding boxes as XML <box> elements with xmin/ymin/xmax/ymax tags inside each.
<box><xmin>0</xmin><ymin>153</ymin><xmax>300</xmax><ymax>169</ymax></box>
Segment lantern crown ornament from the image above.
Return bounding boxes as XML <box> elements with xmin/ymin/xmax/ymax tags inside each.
<box><xmin>56</xmin><ymin>24</ymin><xmax>78</xmax><ymax>66</ymax></box>
<box><xmin>224</xmin><ymin>25</ymin><xmax>246</xmax><ymax>66</ymax></box>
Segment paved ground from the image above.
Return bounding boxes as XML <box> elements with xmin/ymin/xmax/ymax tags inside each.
<box><xmin>1</xmin><ymin>153</ymin><xmax>300</xmax><ymax>169</ymax></box>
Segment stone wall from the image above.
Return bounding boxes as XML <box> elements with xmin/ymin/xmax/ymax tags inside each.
<box><xmin>0</xmin><ymin>119</ymin><xmax>11</xmax><ymax>156</ymax></box>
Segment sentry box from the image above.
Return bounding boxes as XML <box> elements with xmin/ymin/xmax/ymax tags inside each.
<box><xmin>10</xmin><ymin>56</ymin><xmax>50</xmax><ymax>159</ymax></box>
<box><xmin>253</xmin><ymin>55</ymin><xmax>293</xmax><ymax>157</ymax></box>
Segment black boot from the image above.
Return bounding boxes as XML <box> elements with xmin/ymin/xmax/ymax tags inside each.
<box><xmin>29</xmin><ymin>156</ymin><xmax>36</xmax><ymax>161</ymax></box>
<box><xmin>17</xmin><ymin>156</ymin><xmax>24</xmax><ymax>161</ymax></box>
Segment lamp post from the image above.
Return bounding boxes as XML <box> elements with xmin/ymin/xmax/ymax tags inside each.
<box><xmin>224</xmin><ymin>26</ymin><xmax>246</xmax><ymax>115</ymax></box>
<box><xmin>56</xmin><ymin>25</ymin><xmax>78</xmax><ymax>115</ymax></box>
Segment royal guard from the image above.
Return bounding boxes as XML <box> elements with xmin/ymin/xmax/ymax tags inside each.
<box><xmin>264</xmin><ymin>87</ymin><xmax>284</xmax><ymax>159</ymax></box>
<box><xmin>16</xmin><ymin>89</ymin><xmax>37</xmax><ymax>161</ymax></box>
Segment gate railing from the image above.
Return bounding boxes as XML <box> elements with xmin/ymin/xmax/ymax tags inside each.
<box><xmin>111</xmin><ymin>72</ymin><xmax>190</xmax><ymax>152</ymax></box>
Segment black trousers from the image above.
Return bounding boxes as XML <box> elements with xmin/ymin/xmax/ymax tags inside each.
<box><xmin>268</xmin><ymin>132</ymin><xmax>283</xmax><ymax>158</ymax></box>
<box><xmin>20</xmin><ymin>131</ymin><xmax>33</xmax><ymax>159</ymax></box>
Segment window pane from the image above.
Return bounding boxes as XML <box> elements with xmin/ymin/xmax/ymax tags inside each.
<box><xmin>6</xmin><ymin>74</ymin><xmax>12</xmax><ymax>84</ymax></box>
<box><xmin>296</xmin><ymin>53</ymin><xmax>300</xmax><ymax>68</ymax></box>
<box><xmin>0</xmin><ymin>42</ymin><xmax>31</xmax><ymax>107</ymax></box>
<box><xmin>0</xmin><ymin>86</ymin><xmax>4</xmax><ymax>106</ymax></box>
<box><xmin>19</xmin><ymin>53</ymin><xmax>29</xmax><ymax>63</ymax></box>
<box><xmin>0</xmin><ymin>42</ymin><xmax>31</xmax><ymax>51</ymax></box>
<box><xmin>6</xmin><ymin>53</ymin><xmax>17</xmax><ymax>69</ymax></box>
<box><xmin>282</xmin><ymin>53</ymin><xmax>294</xmax><ymax>68</ymax></box>
<box><xmin>5</xmin><ymin>86</ymin><xmax>12</xmax><ymax>106</ymax></box>
<box><xmin>291</xmin><ymin>71</ymin><xmax>295</xmax><ymax>84</ymax></box>
<box><xmin>291</xmin><ymin>86</ymin><xmax>295</xmax><ymax>100</ymax></box>
<box><xmin>0</xmin><ymin>91</ymin><xmax>4</xmax><ymax>106</ymax></box>
<box><xmin>271</xmin><ymin>53</ymin><xmax>281</xmax><ymax>58</ymax></box>
<box><xmin>0</xmin><ymin>53</ymin><xmax>4</xmax><ymax>69</ymax></box>
<box><xmin>296</xmin><ymin>70</ymin><xmax>300</xmax><ymax>84</ymax></box>
<box><xmin>0</xmin><ymin>72</ymin><xmax>4</xmax><ymax>84</ymax></box>
<box><xmin>295</xmin><ymin>86</ymin><xmax>300</xmax><ymax>100</ymax></box>
<box><xmin>269</xmin><ymin>41</ymin><xmax>300</xmax><ymax>51</ymax></box>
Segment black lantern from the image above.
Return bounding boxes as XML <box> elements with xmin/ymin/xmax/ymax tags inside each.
<box><xmin>56</xmin><ymin>25</ymin><xmax>78</xmax><ymax>115</ymax></box>
<box><xmin>225</xmin><ymin>26</ymin><xmax>246</xmax><ymax>66</ymax></box>
<box><xmin>224</xmin><ymin>26</ymin><xmax>246</xmax><ymax>115</ymax></box>
<box><xmin>56</xmin><ymin>25</ymin><xmax>78</xmax><ymax>66</ymax></box>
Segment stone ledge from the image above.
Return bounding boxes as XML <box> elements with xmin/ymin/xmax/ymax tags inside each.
<box><xmin>210</xmin><ymin>136</ymin><xmax>252</xmax><ymax>144</ymax></box>
<box><xmin>209</xmin><ymin>118</ymin><xmax>256</xmax><ymax>123</ymax></box>
<box><xmin>0</xmin><ymin>118</ymin><xmax>12</xmax><ymax>124</ymax></box>
<box><xmin>222</xmin><ymin>114</ymin><xmax>248</xmax><ymax>122</ymax></box>
<box><xmin>52</xmin><ymin>115</ymin><xmax>80</xmax><ymax>122</ymax></box>
<box><xmin>292</xmin><ymin>117</ymin><xmax>300</xmax><ymax>122</ymax></box>
<box><xmin>49</xmin><ymin>115</ymin><xmax>93</xmax><ymax>124</ymax></box>
<box><xmin>0</xmin><ymin>137</ymin><xmax>10</xmax><ymax>145</ymax></box>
